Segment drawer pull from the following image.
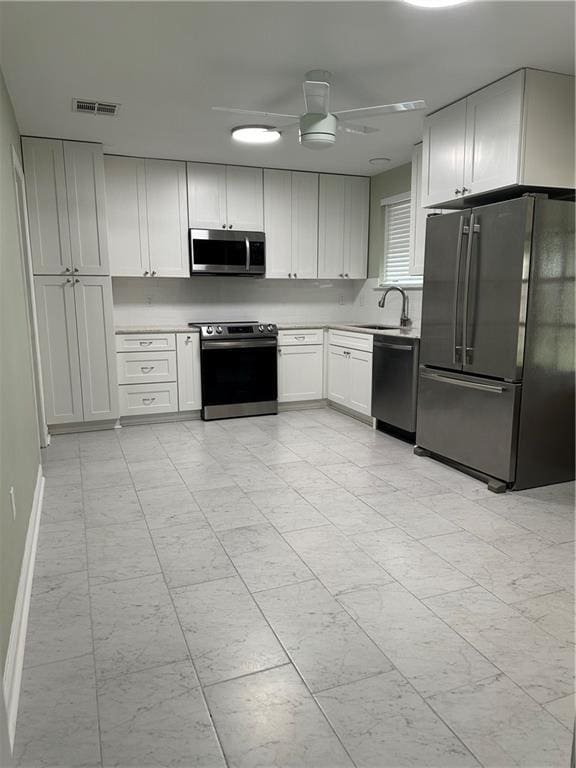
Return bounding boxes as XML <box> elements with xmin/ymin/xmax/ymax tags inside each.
<box><xmin>140</xmin><ymin>366</ymin><xmax>155</xmax><ymax>373</ymax></box>
<box><xmin>142</xmin><ymin>397</ymin><xmax>156</xmax><ymax>405</ymax></box>
<box><xmin>139</xmin><ymin>341</ymin><xmax>153</xmax><ymax>347</ymax></box>
<box><xmin>294</xmin><ymin>335</ymin><xmax>306</xmax><ymax>341</ymax></box>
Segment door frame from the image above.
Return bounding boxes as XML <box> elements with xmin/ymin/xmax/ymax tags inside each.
<box><xmin>12</xmin><ymin>146</ymin><xmax>49</xmax><ymax>447</ymax></box>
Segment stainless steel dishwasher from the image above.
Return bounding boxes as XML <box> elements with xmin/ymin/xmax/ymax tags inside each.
<box><xmin>372</xmin><ymin>335</ymin><xmax>420</xmax><ymax>435</ymax></box>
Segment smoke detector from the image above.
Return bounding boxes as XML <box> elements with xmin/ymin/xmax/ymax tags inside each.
<box><xmin>72</xmin><ymin>99</ymin><xmax>120</xmax><ymax>117</ymax></box>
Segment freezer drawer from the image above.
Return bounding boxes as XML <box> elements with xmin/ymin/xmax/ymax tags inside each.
<box><xmin>416</xmin><ymin>368</ymin><xmax>521</xmax><ymax>482</ymax></box>
<box><xmin>372</xmin><ymin>337</ymin><xmax>419</xmax><ymax>433</ymax></box>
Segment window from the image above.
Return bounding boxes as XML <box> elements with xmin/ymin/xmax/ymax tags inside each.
<box><xmin>380</xmin><ymin>192</ymin><xmax>423</xmax><ymax>287</ymax></box>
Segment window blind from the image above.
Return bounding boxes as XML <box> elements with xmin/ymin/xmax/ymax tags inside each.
<box><xmin>381</xmin><ymin>197</ymin><xmax>422</xmax><ymax>286</ymax></box>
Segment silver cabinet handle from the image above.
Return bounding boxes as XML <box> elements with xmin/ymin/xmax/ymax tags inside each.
<box><xmin>140</xmin><ymin>366</ymin><xmax>154</xmax><ymax>372</ymax></box>
<box><xmin>151</xmin><ymin>270</ymin><xmax>157</xmax><ymax>276</ymax></box>
<box><xmin>228</xmin><ymin>224</ymin><xmax>233</xmax><ymax>229</ymax></box>
<box><xmin>344</xmin><ymin>273</ymin><xmax>349</xmax><ymax>278</ymax></box>
<box><xmin>288</xmin><ymin>273</ymin><xmax>292</xmax><ymax>278</ymax></box>
<box><xmin>65</xmin><ymin>278</ymin><xmax>72</xmax><ymax>284</ymax></box>
<box><xmin>74</xmin><ymin>278</ymin><xmax>80</xmax><ymax>284</ymax></box>
<box><xmin>294</xmin><ymin>273</ymin><xmax>297</xmax><ymax>278</ymax></box>
<box><xmin>143</xmin><ymin>270</ymin><xmax>149</xmax><ymax>276</ymax></box>
<box><xmin>73</xmin><ymin>267</ymin><xmax>79</xmax><ymax>273</ymax></box>
<box><xmin>462</xmin><ymin>187</ymin><xmax>471</xmax><ymax>194</ymax></box>
<box><xmin>339</xmin><ymin>273</ymin><xmax>344</xmax><ymax>278</ymax></box>
<box><xmin>222</xmin><ymin>224</ymin><xmax>226</xmax><ymax>229</ymax></box>
<box><xmin>142</xmin><ymin>397</ymin><xmax>156</xmax><ymax>404</ymax></box>
<box><xmin>421</xmin><ymin>371</ymin><xmax>504</xmax><ymax>393</ymax></box>
<box><xmin>278</xmin><ymin>348</ymin><xmax>282</xmax><ymax>355</ymax></box>
<box><xmin>64</xmin><ymin>267</ymin><xmax>71</xmax><ymax>274</ymax></box>
<box><xmin>185</xmin><ymin>335</ymin><xmax>192</xmax><ymax>343</ymax></box>
<box><xmin>294</xmin><ymin>336</ymin><xmax>305</xmax><ymax>341</ymax></box>
<box><xmin>139</xmin><ymin>341</ymin><xmax>153</xmax><ymax>347</ymax></box>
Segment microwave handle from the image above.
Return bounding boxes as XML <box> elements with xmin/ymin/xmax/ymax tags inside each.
<box><xmin>245</xmin><ymin>237</ymin><xmax>250</xmax><ymax>271</ymax></box>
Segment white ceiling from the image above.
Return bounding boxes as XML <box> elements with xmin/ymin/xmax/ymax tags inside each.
<box><xmin>1</xmin><ymin>1</ymin><xmax>574</xmax><ymax>175</ymax></box>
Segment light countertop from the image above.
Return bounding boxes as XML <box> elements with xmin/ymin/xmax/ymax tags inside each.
<box><xmin>115</xmin><ymin>323</ymin><xmax>420</xmax><ymax>339</ymax></box>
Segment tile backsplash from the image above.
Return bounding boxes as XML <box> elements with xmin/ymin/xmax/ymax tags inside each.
<box><xmin>112</xmin><ymin>276</ymin><xmax>422</xmax><ymax>329</ymax></box>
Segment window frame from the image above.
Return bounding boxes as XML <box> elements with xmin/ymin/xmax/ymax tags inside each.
<box><xmin>379</xmin><ymin>191</ymin><xmax>423</xmax><ymax>290</ymax></box>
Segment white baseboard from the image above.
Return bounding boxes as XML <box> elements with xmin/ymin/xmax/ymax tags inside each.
<box><xmin>2</xmin><ymin>464</ymin><xmax>44</xmax><ymax>752</ymax></box>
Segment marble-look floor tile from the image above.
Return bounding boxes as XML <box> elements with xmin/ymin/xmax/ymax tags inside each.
<box><xmin>255</xmin><ymin>579</ymin><xmax>392</xmax><ymax>692</ymax></box>
<box><xmin>83</xmin><ymin>486</ymin><xmax>144</xmax><ymax>528</ymax></box>
<box><xmin>34</xmin><ymin>519</ymin><xmax>86</xmax><ymax>577</ymax></box>
<box><xmin>193</xmin><ymin>487</ymin><xmax>267</xmax><ymax>531</ymax></box>
<box><xmin>544</xmin><ymin>694</ymin><xmax>575</xmax><ymax>731</ymax></box>
<box><xmin>41</xmin><ymin>486</ymin><xmax>84</xmax><ymax>524</ymax></box>
<box><xmin>178</xmin><ymin>464</ymin><xmax>239</xmax><ymax>492</ymax></box>
<box><xmin>299</xmin><ymin>487</ymin><xmax>393</xmax><ymax>536</ymax></box>
<box><xmin>425</xmin><ymin>586</ymin><xmax>575</xmax><ymax>704</ymax></box>
<box><xmin>353</xmin><ymin>527</ymin><xmax>475</xmax><ymax>599</ymax></box>
<box><xmin>42</xmin><ymin>458</ymin><xmax>82</xmax><ymax>487</ymax></box>
<box><xmin>137</xmin><ymin>485</ymin><xmax>206</xmax><ymax>530</ymax></box>
<box><xmin>427</xmin><ymin>673</ymin><xmax>572</xmax><ymax>768</ymax></box>
<box><xmin>366</xmin><ymin>463</ymin><xmax>447</xmax><ymax>498</ymax></box>
<box><xmin>225</xmin><ymin>459</ymin><xmax>289</xmax><ymax>492</ymax></box>
<box><xmin>14</xmin><ymin>655</ymin><xmax>100</xmax><ymax>768</ymax></box>
<box><xmin>360</xmin><ymin>491</ymin><xmax>460</xmax><ymax>539</ymax></box>
<box><xmin>81</xmin><ymin>458</ymin><xmax>132</xmax><ymax>490</ymax></box>
<box><xmin>120</xmin><ymin>441</ymin><xmax>166</xmax><ymax>463</ymax></box>
<box><xmin>512</xmin><ymin>589</ymin><xmax>574</xmax><ymax>646</ymax></box>
<box><xmin>477</xmin><ymin>494</ymin><xmax>574</xmax><ymax>544</ymax></box>
<box><xmin>338</xmin><ymin>582</ymin><xmax>498</xmax><ymax>698</ymax></box>
<box><xmin>98</xmin><ymin>661</ymin><xmax>225</xmax><ymax>767</ymax></box>
<box><xmin>248</xmin><ymin>440</ymin><xmax>300</xmax><ymax>465</ymax></box>
<box><xmin>86</xmin><ymin>520</ymin><xmax>161</xmax><ymax>585</ymax></box>
<box><xmin>419</xmin><ymin>492</ymin><xmax>526</xmax><ymax>541</ymax></box>
<box><xmin>128</xmin><ymin>457</ymin><xmax>186</xmax><ymax>491</ymax></box>
<box><xmin>248</xmin><ymin>488</ymin><xmax>327</xmax><ymax>533</ymax></box>
<box><xmin>172</xmin><ymin>576</ymin><xmax>287</xmax><ymax>685</ymax></box>
<box><xmin>521</xmin><ymin>541</ymin><xmax>575</xmax><ymax>593</ymax></box>
<box><xmin>206</xmin><ymin>664</ymin><xmax>354</xmax><ymax>768</ymax></box>
<box><xmin>42</xmin><ymin>435</ymin><xmax>79</xmax><ymax>461</ymax></box>
<box><xmin>317</xmin><ymin>462</ymin><xmax>397</xmax><ymax>495</ymax></box>
<box><xmin>272</xmin><ymin>460</ymin><xmax>340</xmax><ymax>492</ymax></box>
<box><xmin>287</xmin><ymin>441</ymin><xmax>350</xmax><ymax>466</ymax></box>
<box><xmin>422</xmin><ymin>530</ymin><xmax>562</xmax><ymax>603</ymax></box>
<box><xmin>151</xmin><ymin>521</ymin><xmax>235</xmax><ymax>588</ymax></box>
<box><xmin>284</xmin><ymin>525</ymin><xmax>394</xmax><ymax>596</ymax></box>
<box><xmin>218</xmin><ymin>523</ymin><xmax>312</xmax><ymax>592</ymax></box>
<box><xmin>91</xmin><ymin>573</ymin><xmax>189</xmax><ymax>682</ymax></box>
<box><xmin>24</xmin><ymin>570</ymin><xmax>92</xmax><ymax>668</ymax></box>
<box><xmin>316</xmin><ymin>670</ymin><xmax>480</xmax><ymax>767</ymax></box>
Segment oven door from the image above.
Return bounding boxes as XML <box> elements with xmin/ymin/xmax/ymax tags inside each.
<box><xmin>200</xmin><ymin>338</ymin><xmax>278</xmax><ymax>419</ymax></box>
<box><xmin>189</xmin><ymin>229</ymin><xmax>265</xmax><ymax>275</ymax></box>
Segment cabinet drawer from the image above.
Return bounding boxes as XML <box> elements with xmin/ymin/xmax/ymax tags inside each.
<box><xmin>328</xmin><ymin>329</ymin><xmax>373</xmax><ymax>353</ymax></box>
<box><xmin>278</xmin><ymin>329</ymin><xmax>323</xmax><ymax>346</ymax></box>
<box><xmin>119</xmin><ymin>382</ymin><xmax>178</xmax><ymax>416</ymax></box>
<box><xmin>115</xmin><ymin>333</ymin><xmax>176</xmax><ymax>352</ymax></box>
<box><xmin>117</xmin><ymin>351</ymin><xmax>177</xmax><ymax>384</ymax></box>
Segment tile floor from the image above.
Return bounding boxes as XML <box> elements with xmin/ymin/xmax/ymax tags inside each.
<box><xmin>14</xmin><ymin>407</ymin><xmax>575</xmax><ymax>768</ymax></box>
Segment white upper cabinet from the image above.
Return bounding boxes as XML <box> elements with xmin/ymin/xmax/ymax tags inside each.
<box><xmin>23</xmin><ymin>138</ymin><xmax>109</xmax><ymax>275</ymax></box>
<box><xmin>187</xmin><ymin>162</ymin><xmax>263</xmax><ymax>231</ymax></box>
<box><xmin>22</xmin><ymin>138</ymin><xmax>72</xmax><ymax>275</ymax></box>
<box><xmin>105</xmin><ymin>156</ymin><xmax>189</xmax><ymax>277</ymax></box>
<box><xmin>410</xmin><ymin>143</ymin><xmax>447</xmax><ymax>276</ymax></box>
<box><xmin>145</xmin><ymin>159</ymin><xmax>189</xmax><ymax>277</ymax></box>
<box><xmin>318</xmin><ymin>174</ymin><xmax>369</xmax><ymax>279</ymax></box>
<box><xmin>422</xmin><ymin>69</ymin><xmax>575</xmax><ymax>208</ymax></box>
<box><xmin>263</xmin><ymin>169</ymin><xmax>318</xmax><ymax>279</ymax></box>
<box><xmin>104</xmin><ymin>156</ymin><xmax>148</xmax><ymax>276</ymax></box>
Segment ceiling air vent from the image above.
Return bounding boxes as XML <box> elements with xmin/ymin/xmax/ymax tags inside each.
<box><xmin>72</xmin><ymin>98</ymin><xmax>120</xmax><ymax>117</ymax></box>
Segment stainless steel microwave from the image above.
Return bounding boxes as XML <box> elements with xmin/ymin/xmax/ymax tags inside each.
<box><xmin>189</xmin><ymin>229</ymin><xmax>265</xmax><ymax>275</ymax></box>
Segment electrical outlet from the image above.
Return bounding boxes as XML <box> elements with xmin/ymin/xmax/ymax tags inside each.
<box><xmin>337</xmin><ymin>294</ymin><xmax>344</xmax><ymax>306</ymax></box>
<box><xmin>9</xmin><ymin>486</ymin><xmax>16</xmax><ymax>520</ymax></box>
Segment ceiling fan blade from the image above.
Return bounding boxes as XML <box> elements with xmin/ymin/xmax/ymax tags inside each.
<box><xmin>212</xmin><ymin>107</ymin><xmax>299</xmax><ymax>119</ymax></box>
<box><xmin>334</xmin><ymin>100</ymin><xmax>426</xmax><ymax>121</ymax></box>
<box><xmin>338</xmin><ymin>123</ymin><xmax>380</xmax><ymax>135</ymax></box>
<box><xmin>303</xmin><ymin>79</ymin><xmax>330</xmax><ymax>114</ymax></box>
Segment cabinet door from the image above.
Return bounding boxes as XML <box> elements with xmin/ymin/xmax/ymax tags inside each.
<box><xmin>278</xmin><ymin>345</ymin><xmax>323</xmax><ymax>402</ymax></box>
<box><xmin>327</xmin><ymin>345</ymin><xmax>348</xmax><ymax>406</ymax></box>
<box><xmin>422</xmin><ymin>100</ymin><xmax>467</xmax><ymax>207</ymax></box>
<box><xmin>263</xmin><ymin>169</ymin><xmax>293</xmax><ymax>278</ymax></box>
<box><xmin>176</xmin><ymin>333</ymin><xmax>202</xmax><ymax>411</ymax></box>
<box><xmin>104</xmin><ymin>155</ymin><xmax>149</xmax><ymax>277</ymax></box>
<box><xmin>292</xmin><ymin>172</ymin><xmax>319</xmax><ymax>279</ymax></box>
<box><xmin>463</xmin><ymin>71</ymin><xmax>523</xmax><ymax>197</ymax></box>
<box><xmin>74</xmin><ymin>277</ymin><xmax>119</xmax><ymax>421</ymax></box>
<box><xmin>410</xmin><ymin>144</ymin><xmax>426</xmax><ymax>276</ymax></box>
<box><xmin>187</xmin><ymin>162</ymin><xmax>227</xmax><ymax>229</ymax></box>
<box><xmin>318</xmin><ymin>175</ymin><xmax>346</xmax><ymax>278</ymax></box>
<box><xmin>344</xmin><ymin>176</ymin><xmax>369</xmax><ymax>279</ymax></box>
<box><xmin>22</xmin><ymin>138</ymin><xmax>72</xmax><ymax>275</ymax></box>
<box><xmin>145</xmin><ymin>159</ymin><xmax>189</xmax><ymax>277</ymax></box>
<box><xmin>226</xmin><ymin>166</ymin><xmax>264</xmax><ymax>230</ymax></box>
<box><xmin>64</xmin><ymin>142</ymin><xmax>110</xmax><ymax>275</ymax></box>
<box><xmin>348</xmin><ymin>349</ymin><xmax>373</xmax><ymax>416</ymax></box>
<box><xmin>34</xmin><ymin>276</ymin><xmax>83</xmax><ymax>424</ymax></box>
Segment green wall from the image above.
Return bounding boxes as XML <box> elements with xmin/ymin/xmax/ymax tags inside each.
<box><xmin>367</xmin><ymin>162</ymin><xmax>412</xmax><ymax>278</ymax></box>
<box><xmin>0</xmin><ymin>65</ymin><xmax>41</xmax><ymax>674</ymax></box>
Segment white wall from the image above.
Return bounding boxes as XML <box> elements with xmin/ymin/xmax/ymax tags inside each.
<box><xmin>112</xmin><ymin>275</ymin><xmax>421</xmax><ymax>329</ymax></box>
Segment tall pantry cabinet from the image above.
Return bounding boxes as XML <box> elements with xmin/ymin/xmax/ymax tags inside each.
<box><xmin>23</xmin><ymin>137</ymin><xmax>118</xmax><ymax>426</ymax></box>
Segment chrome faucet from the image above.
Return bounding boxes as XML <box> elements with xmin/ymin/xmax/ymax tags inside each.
<box><xmin>378</xmin><ymin>286</ymin><xmax>411</xmax><ymax>327</ymax></box>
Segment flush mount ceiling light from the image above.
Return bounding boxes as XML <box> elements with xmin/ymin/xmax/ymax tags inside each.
<box><xmin>231</xmin><ymin>125</ymin><xmax>281</xmax><ymax>145</ymax></box>
<box><xmin>403</xmin><ymin>0</ymin><xmax>469</xmax><ymax>7</ymax></box>
<box><xmin>369</xmin><ymin>157</ymin><xmax>391</xmax><ymax>165</ymax></box>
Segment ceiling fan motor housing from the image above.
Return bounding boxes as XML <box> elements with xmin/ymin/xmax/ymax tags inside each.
<box><xmin>299</xmin><ymin>113</ymin><xmax>337</xmax><ymax>149</ymax></box>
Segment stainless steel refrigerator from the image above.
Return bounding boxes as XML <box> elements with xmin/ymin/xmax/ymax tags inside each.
<box><xmin>416</xmin><ymin>195</ymin><xmax>574</xmax><ymax>492</ymax></box>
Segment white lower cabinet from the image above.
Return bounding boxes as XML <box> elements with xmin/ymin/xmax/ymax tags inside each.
<box><xmin>277</xmin><ymin>329</ymin><xmax>324</xmax><ymax>403</ymax></box>
<box><xmin>176</xmin><ymin>333</ymin><xmax>202</xmax><ymax>411</ymax></box>
<box><xmin>118</xmin><ymin>383</ymin><xmax>178</xmax><ymax>417</ymax></box>
<box><xmin>327</xmin><ymin>331</ymin><xmax>373</xmax><ymax>417</ymax></box>
<box><xmin>34</xmin><ymin>275</ymin><xmax>118</xmax><ymax>425</ymax></box>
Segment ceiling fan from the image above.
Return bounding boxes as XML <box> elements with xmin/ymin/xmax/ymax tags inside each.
<box><xmin>213</xmin><ymin>70</ymin><xmax>426</xmax><ymax>150</ymax></box>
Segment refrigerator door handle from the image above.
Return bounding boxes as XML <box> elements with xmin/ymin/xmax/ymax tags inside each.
<box><xmin>420</xmin><ymin>370</ymin><xmax>506</xmax><ymax>394</ymax></box>
<box><xmin>462</xmin><ymin>214</ymin><xmax>480</xmax><ymax>364</ymax></box>
<box><xmin>452</xmin><ymin>216</ymin><xmax>468</xmax><ymax>366</ymax></box>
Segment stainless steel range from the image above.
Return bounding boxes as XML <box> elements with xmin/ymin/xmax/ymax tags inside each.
<box><xmin>190</xmin><ymin>321</ymin><xmax>278</xmax><ymax>420</ymax></box>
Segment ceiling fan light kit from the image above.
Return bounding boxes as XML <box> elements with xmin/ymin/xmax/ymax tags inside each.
<box><xmin>231</xmin><ymin>125</ymin><xmax>281</xmax><ymax>144</ymax></box>
<box><xmin>299</xmin><ymin>113</ymin><xmax>337</xmax><ymax>150</ymax></box>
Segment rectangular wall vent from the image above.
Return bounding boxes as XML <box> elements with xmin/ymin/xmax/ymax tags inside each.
<box><xmin>72</xmin><ymin>98</ymin><xmax>120</xmax><ymax>117</ymax></box>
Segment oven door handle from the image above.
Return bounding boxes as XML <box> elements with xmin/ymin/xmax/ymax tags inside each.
<box><xmin>202</xmin><ymin>338</ymin><xmax>277</xmax><ymax>350</ymax></box>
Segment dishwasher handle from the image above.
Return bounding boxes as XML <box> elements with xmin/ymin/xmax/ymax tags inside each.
<box><xmin>374</xmin><ymin>341</ymin><xmax>415</xmax><ymax>351</ymax></box>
